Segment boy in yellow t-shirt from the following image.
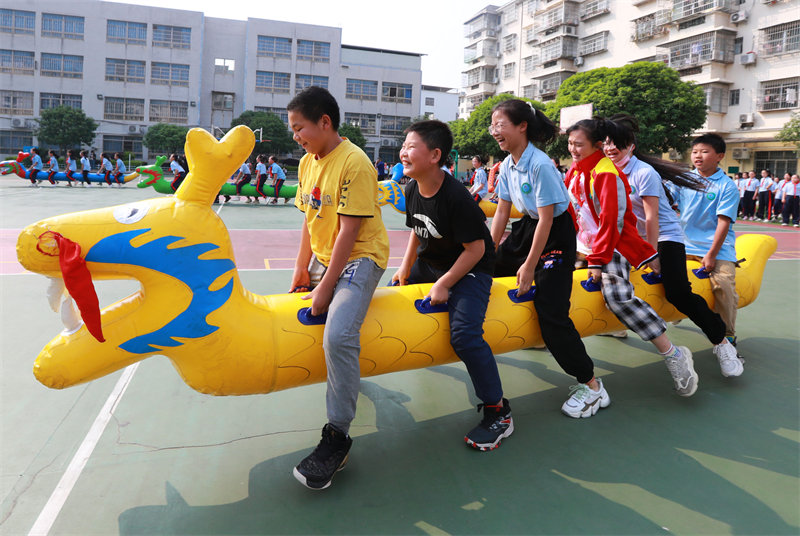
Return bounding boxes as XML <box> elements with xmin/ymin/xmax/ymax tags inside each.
<box><xmin>287</xmin><ymin>86</ymin><xmax>389</xmax><ymax>490</ymax></box>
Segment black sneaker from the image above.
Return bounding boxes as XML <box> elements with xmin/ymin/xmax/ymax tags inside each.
<box><xmin>293</xmin><ymin>423</ymin><xmax>352</xmax><ymax>490</ymax></box>
<box><xmin>464</xmin><ymin>398</ymin><xmax>514</xmax><ymax>451</ymax></box>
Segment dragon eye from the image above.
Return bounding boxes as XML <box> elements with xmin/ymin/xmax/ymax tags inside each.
<box><xmin>113</xmin><ymin>203</ymin><xmax>149</xmax><ymax>224</ymax></box>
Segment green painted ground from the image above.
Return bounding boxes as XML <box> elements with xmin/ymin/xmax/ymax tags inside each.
<box><xmin>0</xmin><ymin>179</ymin><xmax>798</xmax><ymax>535</ymax></box>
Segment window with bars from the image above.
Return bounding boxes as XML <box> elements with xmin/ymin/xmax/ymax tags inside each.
<box><xmin>296</xmin><ymin>40</ymin><xmax>330</xmax><ymax>62</ymax></box>
<box><xmin>344</xmin><ymin>112</ymin><xmax>377</xmax><ymax>135</ymax></box>
<box><xmin>151</xmin><ymin>62</ymin><xmax>189</xmax><ymax>86</ymax></box>
<box><xmin>380</xmin><ymin>115</ymin><xmax>411</xmax><ymax>136</ymax></box>
<box><xmin>540</xmin><ymin>36</ymin><xmax>578</xmax><ymax>63</ymax></box>
<box><xmin>346</xmin><ymin>79</ymin><xmax>378</xmax><ymax>100</ymax></box>
<box><xmin>0</xmin><ymin>9</ymin><xmax>34</xmax><ymax>35</ymax></box>
<box><xmin>107</xmin><ymin>20</ymin><xmax>146</xmax><ymax>44</ymax></box>
<box><xmin>0</xmin><ymin>90</ymin><xmax>33</xmax><ymax>115</ymax></box>
<box><xmin>103</xmin><ymin>97</ymin><xmax>144</xmax><ymax>120</ymax></box>
<box><xmin>656</xmin><ymin>31</ymin><xmax>735</xmax><ymax>68</ymax></box>
<box><xmin>152</xmin><ymin>24</ymin><xmax>191</xmax><ymax>49</ymax></box>
<box><xmin>149</xmin><ymin>100</ymin><xmax>188</xmax><ymax>123</ymax></box>
<box><xmin>672</xmin><ymin>0</ymin><xmax>735</xmax><ymax>22</ymax></box>
<box><xmin>0</xmin><ymin>49</ymin><xmax>34</xmax><ymax>74</ymax></box>
<box><xmin>42</xmin><ymin>13</ymin><xmax>84</xmax><ymax>39</ymax></box>
<box><xmin>255</xmin><ymin>71</ymin><xmax>291</xmax><ymax>93</ymax></box>
<box><xmin>503</xmin><ymin>6</ymin><xmax>518</xmax><ymax>24</ymax></box>
<box><xmin>579</xmin><ymin>31</ymin><xmax>609</xmax><ymax>56</ymax></box>
<box><xmin>105</xmin><ymin>58</ymin><xmax>145</xmax><ymax>83</ymax></box>
<box><xmin>701</xmin><ymin>83</ymin><xmax>729</xmax><ymax>113</ymax></box>
<box><xmin>503</xmin><ymin>34</ymin><xmax>517</xmax><ymax>53</ymax></box>
<box><xmin>503</xmin><ymin>62</ymin><xmax>516</xmax><ymax>79</ymax></box>
<box><xmin>524</xmin><ymin>56</ymin><xmax>537</xmax><ymax>72</ymax></box>
<box><xmin>295</xmin><ymin>74</ymin><xmax>329</xmax><ymax>93</ymax></box>
<box><xmin>257</xmin><ymin>36</ymin><xmax>292</xmax><ymax>58</ymax></box>
<box><xmin>382</xmin><ymin>82</ymin><xmax>412</xmax><ymax>103</ymax></box>
<box><xmin>580</xmin><ymin>0</ymin><xmax>609</xmax><ymax>20</ymax></box>
<box><xmin>41</xmin><ymin>53</ymin><xmax>83</xmax><ymax>78</ymax></box>
<box><xmin>523</xmin><ymin>85</ymin><xmax>536</xmax><ymax>99</ymax></box>
<box><xmin>103</xmin><ymin>135</ymin><xmax>142</xmax><ymax>159</ymax></box>
<box><xmin>254</xmin><ymin>106</ymin><xmax>289</xmax><ymax>124</ymax></box>
<box><xmin>40</xmin><ymin>93</ymin><xmax>82</xmax><ymax>110</ymax></box>
<box><xmin>760</xmin><ymin>21</ymin><xmax>800</xmax><ymax>56</ymax></box>
<box><xmin>758</xmin><ymin>78</ymin><xmax>799</xmax><ymax>111</ymax></box>
<box><xmin>212</xmin><ymin>92</ymin><xmax>234</xmax><ymax>111</ymax></box>
<box><xmin>632</xmin><ymin>11</ymin><xmax>670</xmax><ymax>42</ymax></box>
<box><xmin>0</xmin><ymin>130</ymin><xmax>33</xmax><ymax>154</ymax></box>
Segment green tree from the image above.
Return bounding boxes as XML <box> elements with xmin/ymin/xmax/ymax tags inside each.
<box><xmin>338</xmin><ymin>122</ymin><xmax>367</xmax><ymax>152</ymax></box>
<box><xmin>229</xmin><ymin>110</ymin><xmax>295</xmax><ymax>157</ymax></box>
<box><xmin>776</xmin><ymin>111</ymin><xmax>800</xmax><ymax>150</ymax></box>
<box><xmin>450</xmin><ymin>94</ymin><xmax>545</xmax><ymax>159</ymax></box>
<box><xmin>143</xmin><ymin>123</ymin><xmax>189</xmax><ymax>154</ymax></box>
<box><xmin>544</xmin><ymin>62</ymin><xmax>707</xmax><ymax>157</ymax></box>
<box><xmin>35</xmin><ymin>106</ymin><xmax>97</xmax><ymax>154</ymax></box>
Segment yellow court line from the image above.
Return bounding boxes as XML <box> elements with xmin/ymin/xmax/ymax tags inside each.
<box><xmin>263</xmin><ymin>259</ymin><xmax>270</xmax><ymax>270</ymax></box>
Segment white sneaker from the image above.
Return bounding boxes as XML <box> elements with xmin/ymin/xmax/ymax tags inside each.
<box><xmin>245</xmin><ymin>198</ymin><xmax>252</xmax><ymax>203</ymax></box>
<box><xmin>561</xmin><ymin>379</ymin><xmax>611</xmax><ymax>418</ymax></box>
<box><xmin>599</xmin><ymin>330</ymin><xmax>628</xmax><ymax>338</ymax></box>
<box><xmin>713</xmin><ymin>340</ymin><xmax>744</xmax><ymax>377</ymax></box>
<box><xmin>665</xmin><ymin>346</ymin><xmax>698</xmax><ymax>396</ymax></box>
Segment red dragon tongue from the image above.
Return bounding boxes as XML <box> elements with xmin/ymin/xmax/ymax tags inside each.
<box><xmin>49</xmin><ymin>233</ymin><xmax>106</xmax><ymax>342</ymax></box>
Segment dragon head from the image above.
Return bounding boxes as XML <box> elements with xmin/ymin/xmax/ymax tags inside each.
<box><xmin>136</xmin><ymin>155</ymin><xmax>168</xmax><ymax>188</ymax></box>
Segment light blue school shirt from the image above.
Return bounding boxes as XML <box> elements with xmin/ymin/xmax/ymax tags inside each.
<box><xmin>496</xmin><ymin>141</ymin><xmax>569</xmax><ymax>218</ymax></box>
<box><xmin>256</xmin><ymin>162</ymin><xmax>267</xmax><ymax>176</ymax></box>
<box><xmin>170</xmin><ymin>161</ymin><xmax>185</xmax><ymax>174</ymax></box>
<box><xmin>472</xmin><ymin>167</ymin><xmax>488</xmax><ymax>197</ymax></box>
<box><xmin>673</xmin><ymin>167</ymin><xmax>738</xmax><ymax>262</ymax></box>
<box><xmin>31</xmin><ymin>154</ymin><xmax>43</xmax><ymax>170</ymax></box>
<box><xmin>116</xmin><ymin>159</ymin><xmax>126</xmax><ymax>173</ymax></box>
<box><xmin>102</xmin><ymin>158</ymin><xmax>113</xmax><ymax>171</ymax></box>
<box><xmin>623</xmin><ymin>156</ymin><xmax>684</xmax><ymax>244</ymax></box>
<box><xmin>68</xmin><ymin>158</ymin><xmax>77</xmax><ymax>171</ymax></box>
<box><xmin>269</xmin><ymin>162</ymin><xmax>286</xmax><ymax>180</ymax></box>
<box><xmin>49</xmin><ymin>156</ymin><xmax>59</xmax><ymax>171</ymax></box>
<box><xmin>80</xmin><ymin>156</ymin><xmax>90</xmax><ymax>171</ymax></box>
<box><xmin>239</xmin><ymin>163</ymin><xmax>250</xmax><ymax>175</ymax></box>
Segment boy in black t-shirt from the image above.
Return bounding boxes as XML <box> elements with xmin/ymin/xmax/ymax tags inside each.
<box><xmin>392</xmin><ymin>120</ymin><xmax>512</xmax><ymax>451</ymax></box>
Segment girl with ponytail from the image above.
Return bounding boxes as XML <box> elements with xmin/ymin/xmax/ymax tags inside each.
<box><xmin>565</xmin><ymin>118</ymin><xmax>699</xmax><ymax>398</ymax></box>
<box><xmin>489</xmin><ymin>99</ymin><xmax>608</xmax><ymax>419</ymax></box>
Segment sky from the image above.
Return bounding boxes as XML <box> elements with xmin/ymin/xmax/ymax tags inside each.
<box><xmin>109</xmin><ymin>0</ymin><xmax>495</xmax><ymax>89</ymax></box>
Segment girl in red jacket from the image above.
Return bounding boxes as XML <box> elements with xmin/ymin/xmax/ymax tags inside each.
<box><xmin>565</xmin><ymin>118</ymin><xmax>698</xmax><ymax>397</ymax></box>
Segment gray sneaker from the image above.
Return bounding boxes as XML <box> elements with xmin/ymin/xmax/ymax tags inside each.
<box><xmin>713</xmin><ymin>340</ymin><xmax>744</xmax><ymax>377</ymax></box>
<box><xmin>665</xmin><ymin>346</ymin><xmax>698</xmax><ymax>397</ymax></box>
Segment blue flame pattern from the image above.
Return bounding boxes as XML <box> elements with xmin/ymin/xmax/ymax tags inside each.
<box><xmin>85</xmin><ymin>228</ymin><xmax>235</xmax><ymax>354</ymax></box>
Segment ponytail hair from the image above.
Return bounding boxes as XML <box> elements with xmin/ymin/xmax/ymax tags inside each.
<box><xmin>566</xmin><ymin>117</ymin><xmax>630</xmax><ymax>148</ymax></box>
<box><xmin>492</xmin><ymin>99</ymin><xmax>558</xmax><ymax>145</ymax></box>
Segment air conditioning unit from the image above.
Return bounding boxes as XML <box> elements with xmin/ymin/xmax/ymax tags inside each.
<box><xmin>668</xmin><ymin>149</ymin><xmax>682</xmax><ymax>161</ymax></box>
<box><xmin>739</xmin><ymin>52</ymin><xmax>757</xmax><ymax>65</ymax></box>
<box><xmin>11</xmin><ymin>118</ymin><xmax>22</xmax><ymax>127</ymax></box>
<box><xmin>731</xmin><ymin>148</ymin><xmax>751</xmax><ymax>160</ymax></box>
<box><xmin>128</xmin><ymin>125</ymin><xmax>138</xmax><ymax>133</ymax></box>
<box><xmin>730</xmin><ymin>10</ymin><xmax>748</xmax><ymax>23</ymax></box>
<box><xmin>739</xmin><ymin>113</ymin><xmax>755</xmax><ymax>125</ymax></box>
<box><xmin>563</xmin><ymin>26</ymin><xmax>576</xmax><ymax>35</ymax></box>
<box><xmin>574</xmin><ymin>56</ymin><xmax>584</xmax><ymax>66</ymax></box>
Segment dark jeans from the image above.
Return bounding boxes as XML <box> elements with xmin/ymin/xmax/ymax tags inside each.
<box><xmin>256</xmin><ymin>174</ymin><xmax>267</xmax><ymax>198</ymax></box>
<box><xmin>742</xmin><ymin>190</ymin><xmax>756</xmax><ymax>217</ymax></box>
<box><xmin>410</xmin><ymin>261</ymin><xmax>503</xmax><ymax>405</ymax></box>
<box><xmin>658</xmin><ymin>240</ymin><xmax>726</xmax><ymax>344</ymax></box>
<box><xmin>756</xmin><ymin>191</ymin><xmax>772</xmax><ymax>219</ymax></box>
<box><xmin>235</xmin><ymin>175</ymin><xmax>251</xmax><ymax>195</ymax></box>
<box><xmin>783</xmin><ymin>195</ymin><xmax>799</xmax><ymax>225</ymax></box>
<box><xmin>495</xmin><ymin>213</ymin><xmax>594</xmax><ymax>384</ymax></box>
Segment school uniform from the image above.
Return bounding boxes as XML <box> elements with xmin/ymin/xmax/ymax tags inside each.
<box><xmin>470</xmin><ymin>167</ymin><xmax>488</xmax><ymax>201</ymax></box>
<box><xmin>742</xmin><ymin>177</ymin><xmax>759</xmax><ymax>218</ymax></box>
<box><xmin>236</xmin><ymin>162</ymin><xmax>251</xmax><ymax>195</ymax></box>
<box><xmin>28</xmin><ymin>153</ymin><xmax>43</xmax><ymax>183</ymax></box>
<box><xmin>46</xmin><ymin>156</ymin><xmax>58</xmax><ymax>184</ymax></box>
<box><xmin>782</xmin><ymin>180</ymin><xmax>800</xmax><ymax>225</ymax></box>
<box><xmin>113</xmin><ymin>158</ymin><xmax>126</xmax><ymax>184</ymax></box>
<box><xmin>772</xmin><ymin>179</ymin><xmax>786</xmax><ymax>219</ymax></box>
<box><xmin>170</xmin><ymin>160</ymin><xmax>186</xmax><ymax>192</ymax></box>
<box><xmin>255</xmin><ymin>162</ymin><xmax>268</xmax><ymax>198</ymax></box>
<box><xmin>101</xmin><ymin>158</ymin><xmax>113</xmax><ymax>185</ymax></box>
<box><xmin>756</xmin><ymin>176</ymin><xmax>774</xmax><ymax>219</ymax></box>
<box><xmin>65</xmin><ymin>157</ymin><xmax>77</xmax><ymax>185</ymax></box>
<box><xmin>269</xmin><ymin>162</ymin><xmax>286</xmax><ymax>198</ymax></box>
<box><xmin>80</xmin><ymin>156</ymin><xmax>91</xmax><ymax>184</ymax></box>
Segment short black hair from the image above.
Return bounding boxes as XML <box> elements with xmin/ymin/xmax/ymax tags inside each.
<box><xmin>287</xmin><ymin>86</ymin><xmax>340</xmax><ymax>130</ymax></box>
<box><xmin>404</xmin><ymin>120</ymin><xmax>453</xmax><ymax>167</ymax></box>
<box><xmin>691</xmin><ymin>133</ymin><xmax>726</xmax><ymax>154</ymax></box>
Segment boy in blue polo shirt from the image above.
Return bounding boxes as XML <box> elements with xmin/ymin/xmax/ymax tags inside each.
<box><xmin>670</xmin><ymin>134</ymin><xmax>744</xmax><ymax>377</ymax></box>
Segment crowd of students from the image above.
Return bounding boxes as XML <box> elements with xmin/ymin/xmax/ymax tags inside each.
<box><xmin>223</xmin><ymin>154</ymin><xmax>287</xmax><ymax>204</ymax></box>
<box><xmin>733</xmin><ymin>169</ymin><xmax>800</xmax><ymax>226</ymax></box>
<box><xmin>26</xmin><ymin>148</ymin><xmax>130</xmax><ymax>187</ymax></box>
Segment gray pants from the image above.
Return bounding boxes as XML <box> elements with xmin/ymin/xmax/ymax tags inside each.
<box><xmin>311</xmin><ymin>256</ymin><xmax>385</xmax><ymax>435</ymax></box>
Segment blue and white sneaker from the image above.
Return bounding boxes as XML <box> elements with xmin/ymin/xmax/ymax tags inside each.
<box><xmin>561</xmin><ymin>379</ymin><xmax>611</xmax><ymax>418</ymax></box>
<box><xmin>465</xmin><ymin>398</ymin><xmax>513</xmax><ymax>451</ymax></box>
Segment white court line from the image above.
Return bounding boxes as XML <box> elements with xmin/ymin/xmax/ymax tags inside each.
<box><xmin>28</xmin><ymin>363</ymin><xmax>140</xmax><ymax>536</ymax></box>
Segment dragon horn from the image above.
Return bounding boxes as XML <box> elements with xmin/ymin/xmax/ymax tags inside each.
<box><xmin>177</xmin><ymin>126</ymin><xmax>255</xmax><ymax>205</ymax></box>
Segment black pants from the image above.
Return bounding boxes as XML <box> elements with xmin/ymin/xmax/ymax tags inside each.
<box><xmin>658</xmin><ymin>240</ymin><xmax>726</xmax><ymax>344</ymax></box>
<box><xmin>235</xmin><ymin>175</ymin><xmax>251</xmax><ymax>195</ymax></box>
<box><xmin>82</xmin><ymin>170</ymin><xmax>90</xmax><ymax>184</ymax></box>
<box><xmin>783</xmin><ymin>195</ymin><xmax>799</xmax><ymax>225</ymax></box>
<box><xmin>495</xmin><ymin>213</ymin><xmax>594</xmax><ymax>384</ymax></box>
<box><xmin>756</xmin><ymin>191</ymin><xmax>771</xmax><ymax>219</ymax></box>
<box><xmin>742</xmin><ymin>190</ymin><xmax>756</xmax><ymax>217</ymax></box>
<box><xmin>256</xmin><ymin>174</ymin><xmax>267</xmax><ymax>198</ymax></box>
<box><xmin>773</xmin><ymin>198</ymin><xmax>783</xmax><ymax>218</ymax></box>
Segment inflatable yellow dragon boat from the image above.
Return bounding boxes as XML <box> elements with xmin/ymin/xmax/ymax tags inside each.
<box><xmin>16</xmin><ymin>126</ymin><xmax>776</xmax><ymax>395</ymax></box>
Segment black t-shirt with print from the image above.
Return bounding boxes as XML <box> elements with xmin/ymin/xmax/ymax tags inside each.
<box><xmin>404</xmin><ymin>173</ymin><xmax>495</xmax><ymax>277</ymax></box>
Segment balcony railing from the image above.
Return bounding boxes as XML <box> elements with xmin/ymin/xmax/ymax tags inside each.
<box><xmin>655</xmin><ymin>30</ymin><xmax>736</xmax><ymax>69</ymax></box>
<box><xmin>580</xmin><ymin>0</ymin><xmax>610</xmax><ymax>21</ymax></box>
<box><xmin>671</xmin><ymin>0</ymin><xmax>735</xmax><ymax>23</ymax></box>
<box><xmin>631</xmin><ymin>11</ymin><xmax>671</xmax><ymax>42</ymax></box>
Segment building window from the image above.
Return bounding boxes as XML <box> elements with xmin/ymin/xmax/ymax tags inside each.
<box><xmin>702</xmin><ymin>83</ymin><xmax>729</xmax><ymax>113</ymax></box>
<box><xmin>40</xmin><ymin>93</ymin><xmax>82</xmax><ymax>110</ymax></box>
<box><xmin>672</xmin><ymin>0</ymin><xmax>733</xmax><ymax>22</ymax></box>
<box><xmin>580</xmin><ymin>0</ymin><xmax>610</xmax><ymax>21</ymax></box>
<box><xmin>212</xmin><ymin>92</ymin><xmax>234</xmax><ymax>111</ymax></box>
<box><xmin>729</xmin><ymin>88</ymin><xmax>740</xmax><ymax>106</ymax></box>
<box><xmin>502</xmin><ymin>6</ymin><xmax>518</xmax><ymax>24</ymax></box>
<box><xmin>41</xmin><ymin>13</ymin><xmax>84</xmax><ymax>39</ymax></box>
<box><xmin>214</xmin><ymin>58</ymin><xmax>235</xmax><ymax>74</ymax></box>
<box><xmin>257</xmin><ymin>36</ymin><xmax>292</xmax><ymax>58</ymax></box>
<box><xmin>107</xmin><ymin>20</ymin><xmax>146</xmax><ymax>45</ymax></box>
<box><xmin>295</xmin><ymin>74</ymin><xmax>329</xmax><ymax>93</ymax></box>
<box><xmin>0</xmin><ymin>90</ymin><xmax>33</xmax><ymax>115</ymax></box>
<box><xmin>254</xmin><ymin>106</ymin><xmax>289</xmax><ymax>124</ymax></box>
<box><xmin>151</xmin><ymin>63</ymin><xmax>189</xmax><ymax>86</ymax></box>
<box><xmin>524</xmin><ymin>55</ymin><xmax>537</xmax><ymax>73</ymax></box>
<box><xmin>503</xmin><ymin>62</ymin><xmax>516</xmax><ymax>79</ymax></box>
<box><xmin>255</xmin><ymin>71</ymin><xmax>291</xmax><ymax>93</ymax></box>
<box><xmin>632</xmin><ymin>11</ymin><xmax>670</xmax><ymax>42</ymax></box>
<box><xmin>759</xmin><ymin>77</ymin><xmax>799</xmax><ymax>111</ymax></box>
<box><xmin>425</xmin><ymin>97</ymin><xmax>435</xmax><ymax>106</ymax></box>
<box><xmin>0</xmin><ymin>9</ymin><xmax>34</xmax><ymax>35</ymax></box>
<box><xmin>296</xmin><ymin>40</ymin><xmax>330</xmax><ymax>62</ymax></box>
<box><xmin>41</xmin><ymin>53</ymin><xmax>83</xmax><ymax>78</ymax></box>
<box><xmin>105</xmin><ymin>58</ymin><xmax>145</xmax><ymax>83</ymax></box>
<box><xmin>760</xmin><ymin>21</ymin><xmax>800</xmax><ymax>56</ymax></box>
<box><xmin>0</xmin><ymin>49</ymin><xmax>34</xmax><ymax>75</ymax></box>
<box><xmin>734</xmin><ymin>37</ymin><xmax>743</xmax><ymax>55</ymax></box>
<box><xmin>503</xmin><ymin>34</ymin><xmax>517</xmax><ymax>53</ymax></box>
<box><xmin>344</xmin><ymin>112</ymin><xmax>376</xmax><ymax>135</ymax></box>
<box><xmin>678</xmin><ymin>16</ymin><xmax>705</xmax><ymax>30</ymax></box>
<box><xmin>579</xmin><ymin>31</ymin><xmax>609</xmax><ymax>56</ymax></box>
<box><xmin>346</xmin><ymin>79</ymin><xmax>378</xmax><ymax>100</ymax></box>
<box><xmin>540</xmin><ymin>36</ymin><xmax>578</xmax><ymax>63</ymax></box>
<box><xmin>536</xmin><ymin>72</ymin><xmax>573</xmax><ymax>98</ymax></box>
<box><xmin>380</xmin><ymin>115</ymin><xmax>411</xmax><ymax>136</ymax></box>
<box><xmin>755</xmin><ymin>151</ymin><xmax>797</xmax><ymax>178</ymax></box>
<box><xmin>656</xmin><ymin>31</ymin><xmax>736</xmax><ymax>68</ymax></box>
<box><xmin>104</xmin><ymin>97</ymin><xmax>144</xmax><ymax>121</ymax></box>
<box><xmin>152</xmin><ymin>24</ymin><xmax>191</xmax><ymax>49</ymax></box>
<box><xmin>523</xmin><ymin>85</ymin><xmax>536</xmax><ymax>99</ymax></box>
<box><xmin>382</xmin><ymin>82</ymin><xmax>412</xmax><ymax>103</ymax></box>
<box><xmin>149</xmin><ymin>100</ymin><xmax>188</xmax><ymax>123</ymax></box>
<box><xmin>103</xmin><ymin>135</ymin><xmax>142</xmax><ymax>159</ymax></box>
<box><xmin>0</xmin><ymin>130</ymin><xmax>33</xmax><ymax>154</ymax></box>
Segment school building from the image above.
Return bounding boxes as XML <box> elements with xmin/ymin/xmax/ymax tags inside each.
<box><xmin>460</xmin><ymin>0</ymin><xmax>799</xmax><ymax>177</ymax></box>
<box><xmin>0</xmin><ymin>1</ymin><xmax>424</xmax><ymax>163</ymax></box>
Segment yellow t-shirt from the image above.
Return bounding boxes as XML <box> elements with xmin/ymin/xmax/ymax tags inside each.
<box><xmin>295</xmin><ymin>138</ymin><xmax>389</xmax><ymax>269</ymax></box>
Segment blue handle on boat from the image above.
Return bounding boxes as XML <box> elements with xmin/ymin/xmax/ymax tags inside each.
<box><xmin>692</xmin><ymin>268</ymin><xmax>711</xmax><ymax>280</ymax></box>
<box><xmin>508</xmin><ymin>287</ymin><xmax>536</xmax><ymax>303</ymax></box>
<box><xmin>297</xmin><ymin>307</ymin><xmax>327</xmax><ymax>326</ymax></box>
<box><xmin>642</xmin><ymin>272</ymin><xmax>663</xmax><ymax>285</ymax></box>
<box><xmin>581</xmin><ymin>277</ymin><xmax>602</xmax><ymax>292</ymax></box>
<box><xmin>415</xmin><ymin>297</ymin><xmax>449</xmax><ymax>314</ymax></box>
